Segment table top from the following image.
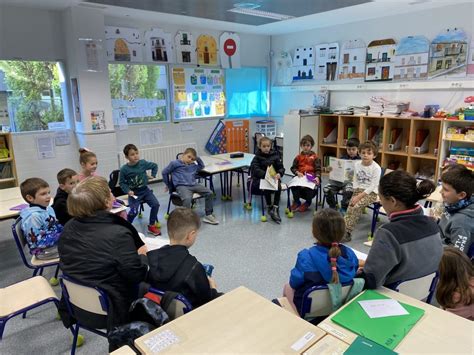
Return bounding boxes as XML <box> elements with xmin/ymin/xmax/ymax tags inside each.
<box><xmin>135</xmin><ymin>286</ymin><xmax>325</xmax><ymax>354</ymax></box>
<box><xmin>317</xmin><ymin>287</ymin><xmax>473</xmax><ymax>354</ymax></box>
<box><xmin>303</xmin><ymin>334</ymin><xmax>348</xmax><ymax>355</ymax></box>
<box><xmin>0</xmin><ymin>187</ymin><xmax>23</xmax><ymax>220</ymax></box>
<box><xmin>426</xmin><ymin>185</ymin><xmax>442</xmax><ymax>203</ymax></box>
<box><xmin>201</xmin><ymin>153</ymin><xmax>255</xmax><ymax>174</ymax></box>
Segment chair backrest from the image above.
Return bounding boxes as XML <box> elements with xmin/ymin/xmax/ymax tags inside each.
<box><xmin>390</xmin><ymin>272</ymin><xmax>438</xmax><ymax>302</ymax></box>
<box><xmin>60</xmin><ymin>275</ymin><xmax>109</xmax><ymax>316</ymax></box>
<box><xmin>253</xmin><ymin>132</ymin><xmax>265</xmax><ymax>153</ymax></box>
<box><xmin>300</xmin><ymin>282</ymin><xmax>354</xmax><ymax>320</ymax></box>
<box><xmin>109</xmin><ymin>170</ymin><xmax>125</xmax><ymax>197</ymax></box>
<box><xmin>148</xmin><ymin>288</ymin><xmax>192</xmax><ymax>320</ymax></box>
<box><xmin>11</xmin><ymin>217</ymin><xmax>31</xmax><ymax>268</ymax></box>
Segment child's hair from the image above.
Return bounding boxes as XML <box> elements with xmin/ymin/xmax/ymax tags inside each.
<box><xmin>167</xmin><ymin>207</ymin><xmax>201</xmax><ymax>242</ymax></box>
<box><xmin>379</xmin><ymin>170</ymin><xmax>435</xmax><ymax>208</ymax></box>
<box><xmin>436</xmin><ymin>247</ymin><xmax>473</xmax><ymax>309</ymax></box>
<box><xmin>312</xmin><ymin>208</ymin><xmax>346</xmax><ymax>284</ymax></box>
<box><xmin>20</xmin><ymin>178</ymin><xmax>49</xmax><ymax>201</ymax></box>
<box><xmin>346</xmin><ymin>137</ymin><xmax>360</xmax><ymax>148</ymax></box>
<box><xmin>258</xmin><ymin>136</ymin><xmax>273</xmax><ymax>148</ymax></box>
<box><xmin>183</xmin><ymin>147</ymin><xmax>197</xmax><ymax>157</ymax></box>
<box><xmin>359</xmin><ymin>140</ymin><xmax>377</xmax><ymax>155</ymax></box>
<box><xmin>300</xmin><ymin>135</ymin><xmax>315</xmax><ymax>147</ymax></box>
<box><xmin>123</xmin><ymin>144</ymin><xmax>138</xmax><ymax>157</ymax></box>
<box><xmin>78</xmin><ymin>147</ymin><xmax>97</xmax><ymax>165</ymax></box>
<box><xmin>57</xmin><ymin>168</ymin><xmax>77</xmax><ymax>184</ymax></box>
<box><xmin>67</xmin><ymin>176</ymin><xmax>110</xmax><ymax>217</ymax></box>
<box><xmin>441</xmin><ymin>164</ymin><xmax>473</xmax><ymax>199</ymax></box>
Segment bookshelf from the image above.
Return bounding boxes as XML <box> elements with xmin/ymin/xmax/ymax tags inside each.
<box><xmin>439</xmin><ymin>119</ymin><xmax>474</xmax><ymax>175</ymax></box>
<box><xmin>319</xmin><ymin>114</ymin><xmax>444</xmax><ymax>181</ymax></box>
<box><xmin>0</xmin><ymin>133</ymin><xmax>18</xmax><ymax>188</ymax></box>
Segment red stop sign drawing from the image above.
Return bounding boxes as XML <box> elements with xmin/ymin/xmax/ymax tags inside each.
<box><xmin>224</xmin><ymin>39</ymin><xmax>237</xmax><ymax>56</ymax></box>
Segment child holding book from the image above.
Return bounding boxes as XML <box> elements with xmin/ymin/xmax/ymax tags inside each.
<box><xmin>77</xmin><ymin>148</ymin><xmax>98</xmax><ymax>181</ymax></box>
<box><xmin>250</xmin><ymin>136</ymin><xmax>285</xmax><ymax>223</ymax></box>
<box><xmin>290</xmin><ymin>135</ymin><xmax>321</xmax><ymax>212</ymax></box>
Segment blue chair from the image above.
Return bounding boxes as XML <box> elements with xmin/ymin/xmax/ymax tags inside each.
<box><xmin>164</xmin><ymin>173</ymin><xmax>205</xmax><ymax>219</ymax></box>
<box><xmin>147</xmin><ymin>288</ymin><xmax>192</xmax><ymax>320</ymax></box>
<box><xmin>387</xmin><ymin>272</ymin><xmax>439</xmax><ymax>304</ymax></box>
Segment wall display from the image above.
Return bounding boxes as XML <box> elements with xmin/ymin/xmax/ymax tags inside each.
<box><xmin>273</xmin><ymin>51</ymin><xmax>293</xmax><ymax>85</ymax></box>
<box><xmin>394</xmin><ymin>36</ymin><xmax>430</xmax><ymax>81</ymax></box>
<box><xmin>36</xmin><ymin>136</ymin><xmax>55</xmax><ymax>159</ymax></box>
<box><xmin>365</xmin><ymin>38</ymin><xmax>397</xmax><ymax>81</ymax></box>
<box><xmin>175</xmin><ymin>31</ymin><xmax>197</xmax><ymax>65</ymax></box>
<box><xmin>220</xmin><ymin>32</ymin><xmax>241</xmax><ymax>69</ymax></box>
<box><xmin>171</xmin><ymin>67</ymin><xmax>225</xmax><ymax>120</ymax></box>
<box><xmin>144</xmin><ymin>28</ymin><xmax>173</xmax><ymax>63</ymax></box>
<box><xmin>78</xmin><ymin>38</ymin><xmax>102</xmax><ymax>72</ymax></box>
<box><xmin>105</xmin><ymin>26</ymin><xmax>142</xmax><ymax>62</ymax></box>
<box><xmin>468</xmin><ymin>39</ymin><xmax>474</xmax><ymax>76</ymax></box>
<box><xmin>429</xmin><ymin>28</ymin><xmax>469</xmax><ymax>79</ymax></box>
<box><xmin>70</xmin><ymin>78</ymin><xmax>82</xmax><ymax>122</ymax></box>
<box><xmin>206</xmin><ymin>120</ymin><xmax>226</xmax><ymax>154</ymax></box>
<box><xmin>196</xmin><ymin>34</ymin><xmax>219</xmax><ymax>66</ymax></box>
<box><xmin>338</xmin><ymin>39</ymin><xmax>366</xmax><ymax>80</ymax></box>
<box><xmin>90</xmin><ymin>110</ymin><xmax>106</xmax><ymax>130</ymax></box>
<box><xmin>314</xmin><ymin>42</ymin><xmax>339</xmax><ymax>81</ymax></box>
<box><xmin>225</xmin><ymin>120</ymin><xmax>249</xmax><ymax>152</ymax></box>
<box><xmin>292</xmin><ymin>46</ymin><xmax>315</xmax><ymax>81</ymax></box>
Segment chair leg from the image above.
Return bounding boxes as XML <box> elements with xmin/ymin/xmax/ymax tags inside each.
<box><xmin>260</xmin><ymin>195</ymin><xmax>267</xmax><ymax>222</ymax></box>
<box><xmin>39</xmin><ymin>267</ymin><xmax>44</xmax><ymax>276</ymax></box>
<box><xmin>33</xmin><ymin>268</ymin><xmax>39</xmax><ymax>277</ymax></box>
<box><xmin>54</xmin><ymin>265</ymin><xmax>60</xmax><ymax>278</ymax></box>
<box><xmin>0</xmin><ymin>319</ymin><xmax>6</xmax><ymax>340</ymax></box>
<box><xmin>71</xmin><ymin>324</ymin><xmax>80</xmax><ymax>355</ymax></box>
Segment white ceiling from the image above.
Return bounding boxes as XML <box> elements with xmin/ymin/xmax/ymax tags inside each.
<box><xmin>0</xmin><ymin>0</ymin><xmax>472</xmax><ymax>35</ymax></box>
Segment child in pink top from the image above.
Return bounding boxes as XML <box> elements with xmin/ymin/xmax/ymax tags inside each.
<box><xmin>77</xmin><ymin>148</ymin><xmax>98</xmax><ymax>181</ymax></box>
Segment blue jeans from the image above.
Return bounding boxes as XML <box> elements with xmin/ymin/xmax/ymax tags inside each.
<box><xmin>128</xmin><ymin>187</ymin><xmax>160</xmax><ymax>225</ymax></box>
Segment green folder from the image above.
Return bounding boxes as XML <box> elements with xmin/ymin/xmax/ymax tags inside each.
<box><xmin>344</xmin><ymin>336</ymin><xmax>397</xmax><ymax>355</ymax></box>
<box><xmin>331</xmin><ymin>290</ymin><xmax>425</xmax><ymax>350</ymax></box>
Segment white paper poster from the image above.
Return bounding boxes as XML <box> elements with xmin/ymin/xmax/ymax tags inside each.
<box><xmin>36</xmin><ymin>136</ymin><xmax>55</xmax><ymax>159</ymax></box>
<box><xmin>144</xmin><ymin>28</ymin><xmax>173</xmax><ymax>63</ymax></box>
<box><xmin>105</xmin><ymin>26</ymin><xmax>142</xmax><ymax>62</ymax></box>
<box><xmin>175</xmin><ymin>31</ymin><xmax>196</xmax><ymax>65</ymax></box>
<box><xmin>219</xmin><ymin>32</ymin><xmax>241</xmax><ymax>69</ymax></box>
<box><xmin>140</xmin><ymin>127</ymin><xmax>163</xmax><ymax>146</ymax></box>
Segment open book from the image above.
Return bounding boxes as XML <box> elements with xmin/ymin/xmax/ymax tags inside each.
<box><xmin>259</xmin><ymin>165</ymin><xmax>279</xmax><ymax>191</ymax></box>
<box><xmin>288</xmin><ymin>175</ymin><xmax>316</xmax><ymax>189</ymax></box>
<box><xmin>329</xmin><ymin>157</ymin><xmax>355</xmax><ymax>183</ymax></box>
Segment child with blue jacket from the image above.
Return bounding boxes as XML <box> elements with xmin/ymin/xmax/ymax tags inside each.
<box><xmin>20</xmin><ymin>177</ymin><xmax>63</xmax><ymax>260</ymax></box>
<box><xmin>284</xmin><ymin>208</ymin><xmax>358</xmax><ymax>315</ymax></box>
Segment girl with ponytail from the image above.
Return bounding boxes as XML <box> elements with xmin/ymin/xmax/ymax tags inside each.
<box><xmin>284</xmin><ymin>208</ymin><xmax>359</xmax><ymax>315</ymax></box>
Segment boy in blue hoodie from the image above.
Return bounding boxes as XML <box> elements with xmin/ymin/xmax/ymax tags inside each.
<box><xmin>20</xmin><ymin>177</ymin><xmax>63</xmax><ymax>260</ymax></box>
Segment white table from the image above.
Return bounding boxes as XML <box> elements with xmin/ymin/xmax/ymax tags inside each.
<box><xmin>0</xmin><ymin>187</ymin><xmax>25</xmax><ymax>220</ymax></box>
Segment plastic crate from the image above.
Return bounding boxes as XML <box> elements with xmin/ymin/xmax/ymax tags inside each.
<box><xmin>256</xmin><ymin>120</ymin><xmax>276</xmax><ymax>138</ymax></box>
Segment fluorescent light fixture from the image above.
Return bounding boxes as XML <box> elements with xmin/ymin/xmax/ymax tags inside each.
<box><xmin>228</xmin><ymin>7</ymin><xmax>295</xmax><ymax>21</ymax></box>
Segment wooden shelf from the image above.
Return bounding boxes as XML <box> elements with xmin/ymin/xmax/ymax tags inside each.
<box><xmin>0</xmin><ymin>177</ymin><xmax>16</xmax><ymax>183</ymax></box>
<box><xmin>412</xmin><ymin>153</ymin><xmax>439</xmax><ymax>160</ymax></box>
<box><xmin>442</xmin><ymin>137</ymin><xmax>474</xmax><ymax>143</ymax></box>
<box><xmin>319</xmin><ymin>143</ymin><xmax>338</xmax><ymax>148</ymax></box>
<box><xmin>443</xmin><ymin>119</ymin><xmax>474</xmax><ymax>124</ymax></box>
<box><xmin>0</xmin><ymin>157</ymin><xmax>13</xmax><ymax>163</ymax></box>
<box><xmin>0</xmin><ymin>133</ymin><xmax>18</xmax><ymax>189</ymax></box>
<box><xmin>384</xmin><ymin>150</ymin><xmax>408</xmax><ymax>156</ymax></box>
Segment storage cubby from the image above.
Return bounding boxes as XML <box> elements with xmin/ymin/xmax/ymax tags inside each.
<box><xmin>0</xmin><ymin>133</ymin><xmax>17</xmax><ymax>189</ymax></box>
<box><xmin>361</xmin><ymin>116</ymin><xmax>385</xmax><ymax>150</ymax></box>
<box><xmin>410</xmin><ymin>118</ymin><xmax>442</xmax><ymax>158</ymax></box>
<box><xmin>383</xmin><ymin>152</ymin><xmax>408</xmax><ymax>172</ymax></box>
<box><xmin>338</xmin><ymin>115</ymin><xmax>361</xmax><ymax>147</ymax></box>
<box><xmin>384</xmin><ymin>117</ymin><xmax>411</xmax><ymax>154</ymax></box>
<box><xmin>409</xmin><ymin>156</ymin><xmax>437</xmax><ymax>180</ymax></box>
<box><xmin>320</xmin><ymin>145</ymin><xmax>338</xmax><ymax>173</ymax></box>
<box><xmin>319</xmin><ymin>115</ymin><xmax>339</xmax><ymax>145</ymax></box>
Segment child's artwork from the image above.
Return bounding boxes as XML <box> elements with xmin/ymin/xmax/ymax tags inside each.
<box><xmin>292</xmin><ymin>46</ymin><xmax>315</xmax><ymax>81</ymax></box>
<box><xmin>314</xmin><ymin>42</ymin><xmax>339</xmax><ymax>81</ymax></box>
<box><xmin>90</xmin><ymin>110</ymin><xmax>106</xmax><ymax>131</ymax></box>
<box><xmin>105</xmin><ymin>26</ymin><xmax>142</xmax><ymax>62</ymax></box>
<box><xmin>329</xmin><ymin>157</ymin><xmax>355</xmax><ymax>183</ymax></box>
<box><xmin>365</xmin><ymin>38</ymin><xmax>397</xmax><ymax>81</ymax></box>
<box><xmin>468</xmin><ymin>39</ymin><xmax>474</xmax><ymax>77</ymax></box>
<box><xmin>394</xmin><ymin>36</ymin><xmax>430</xmax><ymax>81</ymax></box>
<box><xmin>206</xmin><ymin>120</ymin><xmax>226</xmax><ymax>154</ymax></box>
<box><xmin>429</xmin><ymin>28</ymin><xmax>468</xmax><ymax>79</ymax></box>
<box><xmin>338</xmin><ymin>39</ymin><xmax>366</xmax><ymax>80</ymax></box>
<box><xmin>144</xmin><ymin>28</ymin><xmax>173</xmax><ymax>63</ymax></box>
<box><xmin>220</xmin><ymin>32</ymin><xmax>241</xmax><ymax>69</ymax></box>
<box><xmin>197</xmin><ymin>34</ymin><xmax>218</xmax><ymax>66</ymax></box>
<box><xmin>175</xmin><ymin>31</ymin><xmax>196</xmax><ymax>65</ymax></box>
<box><xmin>273</xmin><ymin>51</ymin><xmax>293</xmax><ymax>85</ymax></box>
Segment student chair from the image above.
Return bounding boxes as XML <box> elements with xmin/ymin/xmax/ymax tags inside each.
<box><xmin>147</xmin><ymin>288</ymin><xmax>193</xmax><ymax>321</ymax></box>
<box><xmin>59</xmin><ymin>274</ymin><xmax>110</xmax><ymax>355</ymax></box>
<box><xmin>388</xmin><ymin>272</ymin><xmax>439</xmax><ymax>304</ymax></box>
<box><xmin>164</xmin><ymin>174</ymin><xmax>205</xmax><ymax>219</ymax></box>
<box><xmin>366</xmin><ymin>168</ymin><xmax>392</xmax><ymax>239</ymax></box>
<box><xmin>289</xmin><ymin>177</ymin><xmax>322</xmax><ymax>213</ymax></box>
<box><xmin>273</xmin><ymin>136</ymin><xmax>284</xmax><ymax>159</ymax></box>
<box><xmin>11</xmin><ymin>217</ymin><xmax>60</xmax><ymax>286</ymax></box>
<box><xmin>253</xmin><ymin>132</ymin><xmax>265</xmax><ymax>154</ymax></box>
<box><xmin>0</xmin><ymin>276</ymin><xmax>59</xmax><ymax>340</ymax></box>
<box><xmin>174</xmin><ymin>152</ymin><xmax>215</xmax><ymax>194</ymax></box>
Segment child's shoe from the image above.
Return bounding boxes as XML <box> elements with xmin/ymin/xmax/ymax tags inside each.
<box><xmin>147</xmin><ymin>224</ymin><xmax>161</xmax><ymax>236</ymax></box>
<box><xmin>203</xmin><ymin>214</ymin><xmax>219</xmax><ymax>225</ymax></box>
<box><xmin>269</xmin><ymin>206</ymin><xmax>281</xmax><ymax>224</ymax></box>
<box><xmin>290</xmin><ymin>202</ymin><xmax>300</xmax><ymax>212</ymax></box>
<box><xmin>298</xmin><ymin>202</ymin><xmax>310</xmax><ymax>212</ymax></box>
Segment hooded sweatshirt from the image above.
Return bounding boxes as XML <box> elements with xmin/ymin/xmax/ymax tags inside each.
<box><xmin>147</xmin><ymin>245</ymin><xmax>220</xmax><ymax>308</ymax></box>
<box><xmin>52</xmin><ymin>187</ymin><xmax>72</xmax><ymax>226</ymax></box>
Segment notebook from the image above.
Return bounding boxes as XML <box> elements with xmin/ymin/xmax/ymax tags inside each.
<box><xmin>9</xmin><ymin>203</ymin><xmax>28</xmax><ymax>211</ymax></box>
<box><xmin>344</xmin><ymin>336</ymin><xmax>397</xmax><ymax>355</ymax></box>
<box><xmin>331</xmin><ymin>290</ymin><xmax>424</xmax><ymax>350</ymax></box>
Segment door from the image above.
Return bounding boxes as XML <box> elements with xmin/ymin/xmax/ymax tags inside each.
<box><xmin>382</xmin><ymin>66</ymin><xmax>390</xmax><ymax>80</ymax></box>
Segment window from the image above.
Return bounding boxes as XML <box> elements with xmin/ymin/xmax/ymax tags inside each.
<box><xmin>352</xmin><ymin>66</ymin><xmax>356</xmax><ymax>74</ymax></box>
<box><xmin>109</xmin><ymin>63</ymin><xmax>169</xmax><ymax>124</ymax></box>
<box><xmin>320</xmin><ymin>49</ymin><xmax>326</xmax><ymax>57</ymax></box>
<box><xmin>368</xmin><ymin>67</ymin><xmax>376</xmax><ymax>76</ymax></box>
<box><xmin>0</xmin><ymin>60</ymin><xmax>67</xmax><ymax>132</ymax></box>
<box><xmin>367</xmin><ymin>53</ymin><xmax>372</xmax><ymax>62</ymax></box>
<box><xmin>226</xmin><ymin>67</ymin><xmax>268</xmax><ymax>118</ymax></box>
<box><xmin>343</xmin><ymin>53</ymin><xmax>349</xmax><ymax>64</ymax></box>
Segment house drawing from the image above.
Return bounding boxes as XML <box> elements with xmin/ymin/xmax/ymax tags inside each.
<box><xmin>144</xmin><ymin>28</ymin><xmax>173</xmax><ymax>63</ymax></box>
<box><xmin>365</xmin><ymin>38</ymin><xmax>396</xmax><ymax>81</ymax></box>
<box><xmin>394</xmin><ymin>36</ymin><xmax>430</xmax><ymax>81</ymax></box>
<box><xmin>338</xmin><ymin>39</ymin><xmax>366</xmax><ymax>80</ymax></box>
<box><xmin>314</xmin><ymin>42</ymin><xmax>339</xmax><ymax>81</ymax></box>
<box><xmin>105</xmin><ymin>26</ymin><xmax>142</xmax><ymax>62</ymax></box>
<box><xmin>292</xmin><ymin>46</ymin><xmax>314</xmax><ymax>80</ymax></box>
<box><xmin>175</xmin><ymin>31</ymin><xmax>196</xmax><ymax>64</ymax></box>
<box><xmin>197</xmin><ymin>35</ymin><xmax>219</xmax><ymax>66</ymax></box>
<box><xmin>468</xmin><ymin>39</ymin><xmax>474</xmax><ymax>76</ymax></box>
<box><xmin>429</xmin><ymin>28</ymin><xmax>468</xmax><ymax>79</ymax></box>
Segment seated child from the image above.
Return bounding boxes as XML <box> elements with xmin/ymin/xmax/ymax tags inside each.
<box><xmin>359</xmin><ymin>170</ymin><xmax>443</xmax><ymax>289</ymax></box>
<box><xmin>52</xmin><ymin>168</ymin><xmax>78</xmax><ymax>226</ymax></box>
<box><xmin>250</xmin><ymin>136</ymin><xmax>285</xmax><ymax>223</ymax></box>
<box><xmin>324</xmin><ymin>137</ymin><xmax>360</xmax><ymax>212</ymax></box>
<box><xmin>290</xmin><ymin>135</ymin><xmax>321</xmax><ymax>212</ymax></box>
<box><xmin>119</xmin><ymin>144</ymin><xmax>161</xmax><ymax>236</ymax></box>
<box><xmin>436</xmin><ymin>247</ymin><xmax>473</xmax><ymax>321</ymax></box>
<box><xmin>147</xmin><ymin>207</ymin><xmax>221</xmax><ymax>308</ymax></box>
<box><xmin>77</xmin><ymin>148</ymin><xmax>98</xmax><ymax>181</ymax></box>
<box><xmin>19</xmin><ymin>178</ymin><xmax>63</xmax><ymax>259</ymax></box>
<box><xmin>439</xmin><ymin>164</ymin><xmax>473</xmax><ymax>257</ymax></box>
<box><xmin>343</xmin><ymin>141</ymin><xmax>381</xmax><ymax>241</ymax></box>
<box><xmin>284</xmin><ymin>208</ymin><xmax>358</xmax><ymax>315</ymax></box>
<box><xmin>162</xmin><ymin>147</ymin><xmax>218</xmax><ymax>225</ymax></box>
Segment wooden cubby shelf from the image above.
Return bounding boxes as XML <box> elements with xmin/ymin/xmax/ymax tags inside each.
<box><xmin>0</xmin><ymin>133</ymin><xmax>18</xmax><ymax>189</ymax></box>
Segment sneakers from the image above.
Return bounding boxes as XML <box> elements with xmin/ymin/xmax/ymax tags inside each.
<box><xmin>147</xmin><ymin>224</ymin><xmax>161</xmax><ymax>236</ymax></box>
<box><xmin>269</xmin><ymin>206</ymin><xmax>281</xmax><ymax>224</ymax></box>
<box><xmin>298</xmin><ymin>202</ymin><xmax>310</xmax><ymax>213</ymax></box>
<box><xmin>290</xmin><ymin>202</ymin><xmax>301</xmax><ymax>212</ymax></box>
<box><xmin>203</xmin><ymin>214</ymin><xmax>219</xmax><ymax>225</ymax></box>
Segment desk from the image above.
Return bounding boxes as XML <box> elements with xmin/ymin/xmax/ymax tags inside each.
<box><xmin>0</xmin><ymin>187</ymin><xmax>24</xmax><ymax>220</ymax></box>
<box><xmin>303</xmin><ymin>334</ymin><xmax>348</xmax><ymax>355</ymax></box>
<box><xmin>135</xmin><ymin>286</ymin><xmax>325</xmax><ymax>354</ymax></box>
<box><xmin>318</xmin><ymin>287</ymin><xmax>473</xmax><ymax>354</ymax></box>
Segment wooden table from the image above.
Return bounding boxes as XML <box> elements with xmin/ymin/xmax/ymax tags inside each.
<box><xmin>135</xmin><ymin>286</ymin><xmax>326</xmax><ymax>354</ymax></box>
<box><xmin>318</xmin><ymin>287</ymin><xmax>473</xmax><ymax>354</ymax></box>
<box><xmin>0</xmin><ymin>187</ymin><xmax>24</xmax><ymax>220</ymax></box>
<box><xmin>303</xmin><ymin>334</ymin><xmax>349</xmax><ymax>355</ymax></box>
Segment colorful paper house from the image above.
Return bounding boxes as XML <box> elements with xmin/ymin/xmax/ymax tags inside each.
<box><xmin>292</xmin><ymin>46</ymin><xmax>315</xmax><ymax>80</ymax></box>
<box><xmin>394</xmin><ymin>36</ymin><xmax>430</xmax><ymax>81</ymax></box>
<box><xmin>175</xmin><ymin>31</ymin><xmax>196</xmax><ymax>64</ymax></box>
<box><xmin>314</xmin><ymin>43</ymin><xmax>339</xmax><ymax>81</ymax></box>
<box><xmin>273</xmin><ymin>51</ymin><xmax>293</xmax><ymax>85</ymax></box>
<box><xmin>429</xmin><ymin>28</ymin><xmax>468</xmax><ymax>79</ymax></box>
<box><xmin>197</xmin><ymin>35</ymin><xmax>219</xmax><ymax>66</ymax></box>
<box><xmin>144</xmin><ymin>28</ymin><xmax>173</xmax><ymax>63</ymax></box>
<box><xmin>365</xmin><ymin>38</ymin><xmax>396</xmax><ymax>81</ymax></box>
<box><xmin>338</xmin><ymin>39</ymin><xmax>366</xmax><ymax>80</ymax></box>
<box><xmin>468</xmin><ymin>40</ymin><xmax>474</xmax><ymax>77</ymax></box>
<box><xmin>105</xmin><ymin>26</ymin><xmax>142</xmax><ymax>62</ymax></box>
<box><xmin>220</xmin><ymin>32</ymin><xmax>241</xmax><ymax>69</ymax></box>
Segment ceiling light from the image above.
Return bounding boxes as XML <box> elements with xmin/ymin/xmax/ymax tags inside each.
<box><xmin>228</xmin><ymin>7</ymin><xmax>294</xmax><ymax>21</ymax></box>
<box><xmin>233</xmin><ymin>2</ymin><xmax>261</xmax><ymax>10</ymax></box>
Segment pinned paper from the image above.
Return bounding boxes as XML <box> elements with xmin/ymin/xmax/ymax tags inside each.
<box><xmin>358</xmin><ymin>299</ymin><xmax>409</xmax><ymax>319</ymax></box>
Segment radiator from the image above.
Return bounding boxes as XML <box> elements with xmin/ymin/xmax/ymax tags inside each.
<box><xmin>117</xmin><ymin>143</ymin><xmax>198</xmax><ymax>171</ymax></box>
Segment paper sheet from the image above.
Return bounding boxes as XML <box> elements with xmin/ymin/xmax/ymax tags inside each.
<box><xmin>288</xmin><ymin>175</ymin><xmax>316</xmax><ymax>189</ymax></box>
<box><xmin>139</xmin><ymin>232</ymin><xmax>169</xmax><ymax>251</ymax></box>
<box><xmin>260</xmin><ymin>165</ymin><xmax>278</xmax><ymax>190</ymax></box>
<box><xmin>358</xmin><ymin>299</ymin><xmax>409</xmax><ymax>319</ymax></box>
<box><xmin>350</xmin><ymin>248</ymin><xmax>368</xmax><ymax>261</ymax></box>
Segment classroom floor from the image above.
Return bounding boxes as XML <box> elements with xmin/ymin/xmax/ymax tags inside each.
<box><xmin>0</xmin><ymin>176</ymin><xmax>380</xmax><ymax>354</ymax></box>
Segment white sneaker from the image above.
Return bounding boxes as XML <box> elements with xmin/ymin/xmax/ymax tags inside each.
<box><xmin>203</xmin><ymin>214</ymin><xmax>219</xmax><ymax>225</ymax></box>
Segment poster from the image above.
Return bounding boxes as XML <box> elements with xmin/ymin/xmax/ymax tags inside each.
<box><xmin>365</xmin><ymin>39</ymin><xmax>397</xmax><ymax>82</ymax></box>
<box><xmin>428</xmin><ymin>28</ymin><xmax>468</xmax><ymax>79</ymax></box>
<box><xmin>105</xmin><ymin>26</ymin><xmax>142</xmax><ymax>62</ymax></box>
<box><xmin>175</xmin><ymin>31</ymin><xmax>196</xmax><ymax>65</ymax></box>
<box><xmin>90</xmin><ymin>110</ymin><xmax>106</xmax><ymax>131</ymax></box>
<box><xmin>338</xmin><ymin>39</ymin><xmax>366</xmax><ymax>80</ymax></box>
<box><xmin>394</xmin><ymin>36</ymin><xmax>430</xmax><ymax>81</ymax></box>
<box><xmin>329</xmin><ymin>158</ymin><xmax>355</xmax><ymax>183</ymax></box>
<box><xmin>36</xmin><ymin>136</ymin><xmax>55</xmax><ymax>159</ymax></box>
<box><xmin>219</xmin><ymin>32</ymin><xmax>240</xmax><ymax>69</ymax></box>
<box><xmin>314</xmin><ymin>42</ymin><xmax>339</xmax><ymax>81</ymax></box>
<box><xmin>196</xmin><ymin>34</ymin><xmax>219</xmax><ymax>66</ymax></box>
<box><xmin>70</xmin><ymin>78</ymin><xmax>81</xmax><ymax>122</ymax></box>
<box><xmin>292</xmin><ymin>46</ymin><xmax>315</xmax><ymax>80</ymax></box>
<box><xmin>171</xmin><ymin>67</ymin><xmax>225</xmax><ymax>120</ymax></box>
<box><xmin>144</xmin><ymin>28</ymin><xmax>173</xmax><ymax>63</ymax></box>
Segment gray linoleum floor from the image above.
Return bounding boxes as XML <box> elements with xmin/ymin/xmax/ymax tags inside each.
<box><xmin>0</xmin><ymin>176</ymin><xmax>380</xmax><ymax>354</ymax></box>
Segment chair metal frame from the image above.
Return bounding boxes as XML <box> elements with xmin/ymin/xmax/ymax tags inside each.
<box><xmin>387</xmin><ymin>272</ymin><xmax>439</xmax><ymax>304</ymax></box>
<box><xmin>147</xmin><ymin>287</ymin><xmax>193</xmax><ymax>319</ymax></box>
